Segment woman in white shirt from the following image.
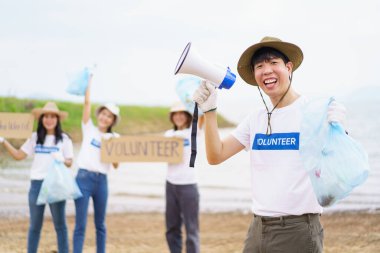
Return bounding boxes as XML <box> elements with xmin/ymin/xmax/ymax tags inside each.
<box><xmin>73</xmin><ymin>77</ymin><xmax>120</xmax><ymax>253</ymax></box>
<box><xmin>0</xmin><ymin>102</ymin><xmax>73</xmax><ymax>253</ymax></box>
<box><xmin>164</xmin><ymin>101</ymin><xmax>200</xmax><ymax>253</ymax></box>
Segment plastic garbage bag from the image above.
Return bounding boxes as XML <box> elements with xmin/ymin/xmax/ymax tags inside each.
<box><xmin>176</xmin><ymin>76</ymin><xmax>203</xmax><ymax>115</ymax></box>
<box><xmin>300</xmin><ymin>97</ymin><xmax>370</xmax><ymax>207</ymax></box>
<box><xmin>66</xmin><ymin>67</ymin><xmax>91</xmax><ymax>96</ymax></box>
<box><xmin>37</xmin><ymin>161</ymin><xmax>82</xmax><ymax>205</ymax></box>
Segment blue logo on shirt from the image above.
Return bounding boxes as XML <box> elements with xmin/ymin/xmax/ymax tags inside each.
<box><xmin>184</xmin><ymin>138</ymin><xmax>190</xmax><ymax>147</ymax></box>
<box><xmin>91</xmin><ymin>139</ymin><xmax>101</xmax><ymax>148</ymax></box>
<box><xmin>35</xmin><ymin>145</ymin><xmax>59</xmax><ymax>154</ymax></box>
<box><xmin>252</xmin><ymin>132</ymin><xmax>299</xmax><ymax>150</ymax></box>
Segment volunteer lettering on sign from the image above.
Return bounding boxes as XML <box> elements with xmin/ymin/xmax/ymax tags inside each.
<box><xmin>101</xmin><ymin>136</ymin><xmax>183</xmax><ymax>163</ymax></box>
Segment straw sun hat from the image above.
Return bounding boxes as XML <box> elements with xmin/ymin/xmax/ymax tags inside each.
<box><xmin>237</xmin><ymin>36</ymin><xmax>304</xmax><ymax>86</ymax></box>
<box><xmin>170</xmin><ymin>101</ymin><xmax>188</xmax><ymax>113</ymax></box>
<box><xmin>31</xmin><ymin>102</ymin><xmax>68</xmax><ymax>120</ymax></box>
<box><xmin>169</xmin><ymin>101</ymin><xmax>192</xmax><ymax>122</ymax></box>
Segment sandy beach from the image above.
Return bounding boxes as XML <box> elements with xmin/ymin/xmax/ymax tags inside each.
<box><xmin>0</xmin><ymin>211</ymin><xmax>379</xmax><ymax>253</ymax></box>
<box><xmin>1</xmin><ymin>114</ymin><xmax>379</xmax><ymax>253</ymax></box>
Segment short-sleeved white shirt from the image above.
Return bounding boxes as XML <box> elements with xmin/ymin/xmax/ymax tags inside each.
<box><xmin>76</xmin><ymin>120</ymin><xmax>116</xmax><ymax>174</ymax></box>
<box><xmin>164</xmin><ymin>128</ymin><xmax>197</xmax><ymax>185</ymax></box>
<box><xmin>21</xmin><ymin>132</ymin><xmax>74</xmax><ymax>180</ymax></box>
<box><xmin>232</xmin><ymin>96</ymin><xmax>323</xmax><ymax>216</ymax></box>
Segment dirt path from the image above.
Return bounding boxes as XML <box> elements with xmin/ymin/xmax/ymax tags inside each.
<box><xmin>0</xmin><ymin>212</ymin><xmax>379</xmax><ymax>253</ymax></box>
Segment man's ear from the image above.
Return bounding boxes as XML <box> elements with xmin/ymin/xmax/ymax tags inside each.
<box><xmin>286</xmin><ymin>61</ymin><xmax>294</xmax><ymax>73</ymax></box>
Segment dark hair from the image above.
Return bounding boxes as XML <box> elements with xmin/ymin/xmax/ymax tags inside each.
<box><xmin>98</xmin><ymin>107</ymin><xmax>116</xmax><ymax>133</ymax></box>
<box><xmin>251</xmin><ymin>47</ymin><xmax>290</xmax><ymax>68</ymax></box>
<box><xmin>36</xmin><ymin>114</ymin><xmax>64</xmax><ymax>145</ymax></box>
<box><xmin>171</xmin><ymin>111</ymin><xmax>192</xmax><ymax>131</ymax></box>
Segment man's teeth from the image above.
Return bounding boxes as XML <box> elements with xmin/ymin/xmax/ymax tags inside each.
<box><xmin>264</xmin><ymin>79</ymin><xmax>276</xmax><ymax>84</ymax></box>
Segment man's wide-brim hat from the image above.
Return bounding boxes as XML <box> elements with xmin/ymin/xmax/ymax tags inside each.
<box><xmin>31</xmin><ymin>102</ymin><xmax>68</xmax><ymax>120</ymax></box>
<box><xmin>237</xmin><ymin>36</ymin><xmax>304</xmax><ymax>86</ymax></box>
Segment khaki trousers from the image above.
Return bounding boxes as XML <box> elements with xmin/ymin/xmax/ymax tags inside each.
<box><xmin>242</xmin><ymin>213</ymin><xmax>324</xmax><ymax>253</ymax></box>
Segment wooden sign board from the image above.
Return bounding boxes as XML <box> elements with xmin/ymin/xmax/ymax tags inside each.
<box><xmin>101</xmin><ymin>136</ymin><xmax>184</xmax><ymax>163</ymax></box>
<box><xmin>0</xmin><ymin>113</ymin><xmax>34</xmax><ymax>139</ymax></box>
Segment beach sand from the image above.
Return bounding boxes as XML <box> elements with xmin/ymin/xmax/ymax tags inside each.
<box><xmin>0</xmin><ymin>212</ymin><xmax>379</xmax><ymax>253</ymax></box>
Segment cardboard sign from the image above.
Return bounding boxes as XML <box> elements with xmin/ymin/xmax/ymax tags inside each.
<box><xmin>0</xmin><ymin>113</ymin><xmax>34</xmax><ymax>139</ymax></box>
<box><xmin>101</xmin><ymin>136</ymin><xmax>184</xmax><ymax>163</ymax></box>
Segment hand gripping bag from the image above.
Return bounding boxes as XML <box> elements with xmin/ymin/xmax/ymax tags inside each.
<box><xmin>300</xmin><ymin>97</ymin><xmax>370</xmax><ymax>207</ymax></box>
<box><xmin>37</xmin><ymin>161</ymin><xmax>82</xmax><ymax>205</ymax></box>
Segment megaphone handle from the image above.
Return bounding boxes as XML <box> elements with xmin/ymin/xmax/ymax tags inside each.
<box><xmin>189</xmin><ymin>103</ymin><xmax>198</xmax><ymax>168</ymax></box>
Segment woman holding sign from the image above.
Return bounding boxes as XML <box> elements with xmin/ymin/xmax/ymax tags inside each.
<box><xmin>164</xmin><ymin>101</ymin><xmax>200</xmax><ymax>253</ymax></box>
<box><xmin>73</xmin><ymin>75</ymin><xmax>120</xmax><ymax>253</ymax></box>
<box><xmin>0</xmin><ymin>102</ymin><xmax>73</xmax><ymax>253</ymax></box>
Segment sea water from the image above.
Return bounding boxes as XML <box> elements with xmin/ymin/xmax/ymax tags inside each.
<box><xmin>1</xmin><ymin>99</ymin><xmax>379</xmax><ymax>217</ymax></box>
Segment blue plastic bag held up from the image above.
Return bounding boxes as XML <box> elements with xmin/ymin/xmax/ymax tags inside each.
<box><xmin>300</xmin><ymin>97</ymin><xmax>370</xmax><ymax>207</ymax></box>
<box><xmin>66</xmin><ymin>67</ymin><xmax>91</xmax><ymax>96</ymax></box>
<box><xmin>176</xmin><ymin>76</ymin><xmax>203</xmax><ymax>115</ymax></box>
<box><xmin>37</xmin><ymin>161</ymin><xmax>82</xmax><ymax>205</ymax></box>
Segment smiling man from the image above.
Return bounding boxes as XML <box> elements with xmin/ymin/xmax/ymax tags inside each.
<box><xmin>193</xmin><ymin>36</ymin><xmax>347</xmax><ymax>253</ymax></box>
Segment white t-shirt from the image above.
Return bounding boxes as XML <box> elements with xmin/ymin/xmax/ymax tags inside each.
<box><xmin>76</xmin><ymin>120</ymin><xmax>116</xmax><ymax>174</ymax></box>
<box><xmin>164</xmin><ymin>128</ymin><xmax>197</xmax><ymax>185</ymax></box>
<box><xmin>232</xmin><ymin>96</ymin><xmax>323</xmax><ymax>217</ymax></box>
<box><xmin>21</xmin><ymin>132</ymin><xmax>74</xmax><ymax>180</ymax></box>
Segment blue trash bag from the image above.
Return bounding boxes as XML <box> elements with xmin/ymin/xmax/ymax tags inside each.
<box><xmin>66</xmin><ymin>67</ymin><xmax>91</xmax><ymax>96</ymax></box>
<box><xmin>300</xmin><ymin>97</ymin><xmax>370</xmax><ymax>207</ymax></box>
<box><xmin>37</xmin><ymin>160</ymin><xmax>82</xmax><ymax>205</ymax></box>
<box><xmin>176</xmin><ymin>76</ymin><xmax>203</xmax><ymax>115</ymax></box>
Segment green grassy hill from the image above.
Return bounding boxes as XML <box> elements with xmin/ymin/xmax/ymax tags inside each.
<box><xmin>0</xmin><ymin>96</ymin><xmax>235</xmax><ymax>142</ymax></box>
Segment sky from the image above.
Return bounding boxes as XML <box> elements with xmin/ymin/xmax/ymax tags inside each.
<box><xmin>0</xmin><ymin>0</ymin><xmax>379</xmax><ymax>123</ymax></box>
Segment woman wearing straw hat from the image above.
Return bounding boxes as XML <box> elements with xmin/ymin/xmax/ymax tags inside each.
<box><xmin>164</xmin><ymin>101</ymin><xmax>200</xmax><ymax>253</ymax></box>
<box><xmin>0</xmin><ymin>102</ymin><xmax>73</xmax><ymax>253</ymax></box>
<box><xmin>192</xmin><ymin>36</ymin><xmax>347</xmax><ymax>252</ymax></box>
<box><xmin>73</xmin><ymin>75</ymin><xmax>120</xmax><ymax>253</ymax></box>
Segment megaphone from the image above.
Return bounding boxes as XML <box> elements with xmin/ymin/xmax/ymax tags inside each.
<box><xmin>173</xmin><ymin>43</ymin><xmax>236</xmax><ymax>169</ymax></box>
<box><xmin>174</xmin><ymin>42</ymin><xmax>236</xmax><ymax>89</ymax></box>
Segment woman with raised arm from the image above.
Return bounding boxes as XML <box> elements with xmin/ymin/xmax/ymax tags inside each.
<box><xmin>73</xmin><ymin>75</ymin><xmax>120</xmax><ymax>253</ymax></box>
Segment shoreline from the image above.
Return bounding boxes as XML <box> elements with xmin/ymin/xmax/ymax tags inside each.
<box><xmin>0</xmin><ymin>211</ymin><xmax>379</xmax><ymax>253</ymax></box>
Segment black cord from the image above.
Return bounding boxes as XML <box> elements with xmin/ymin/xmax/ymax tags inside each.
<box><xmin>189</xmin><ymin>103</ymin><xmax>198</xmax><ymax>167</ymax></box>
